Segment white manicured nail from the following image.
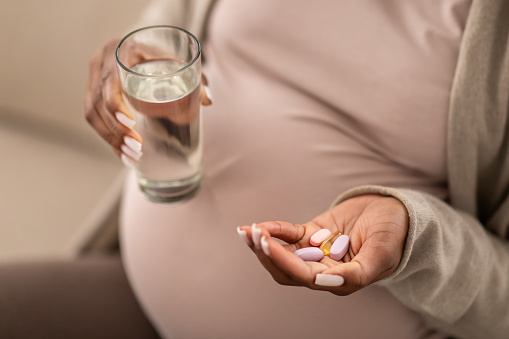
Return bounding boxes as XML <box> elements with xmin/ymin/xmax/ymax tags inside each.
<box><xmin>237</xmin><ymin>227</ymin><xmax>250</xmax><ymax>245</ymax></box>
<box><xmin>121</xmin><ymin>153</ymin><xmax>135</xmax><ymax>168</ymax></box>
<box><xmin>204</xmin><ymin>86</ymin><xmax>213</xmax><ymax>103</ymax></box>
<box><xmin>252</xmin><ymin>223</ymin><xmax>261</xmax><ymax>248</ymax></box>
<box><xmin>124</xmin><ymin>136</ymin><xmax>142</xmax><ymax>153</ymax></box>
<box><xmin>261</xmin><ymin>236</ymin><xmax>271</xmax><ymax>257</ymax></box>
<box><xmin>116</xmin><ymin>112</ymin><xmax>136</xmax><ymax>129</ymax></box>
<box><xmin>314</xmin><ymin>274</ymin><xmax>344</xmax><ymax>287</ymax></box>
<box><xmin>121</xmin><ymin>144</ymin><xmax>142</xmax><ymax>161</ymax></box>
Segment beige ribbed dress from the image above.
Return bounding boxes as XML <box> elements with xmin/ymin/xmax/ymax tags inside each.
<box><xmin>120</xmin><ymin>1</ymin><xmax>471</xmax><ymax>337</ymax></box>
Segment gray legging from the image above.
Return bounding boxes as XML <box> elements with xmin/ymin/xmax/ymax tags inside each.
<box><xmin>0</xmin><ymin>256</ymin><xmax>160</xmax><ymax>339</ymax></box>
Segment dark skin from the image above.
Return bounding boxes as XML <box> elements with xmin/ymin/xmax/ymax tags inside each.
<box><xmin>84</xmin><ymin>38</ymin><xmax>211</xmax><ymax>160</ymax></box>
<box><xmin>239</xmin><ymin>194</ymin><xmax>409</xmax><ymax>295</ymax></box>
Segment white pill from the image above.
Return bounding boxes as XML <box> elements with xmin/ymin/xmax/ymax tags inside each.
<box><xmin>329</xmin><ymin>235</ymin><xmax>349</xmax><ymax>261</ymax></box>
<box><xmin>294</xmin><ymin>247</ymin><xmax>325</xmax><ymax>262</ymax></box>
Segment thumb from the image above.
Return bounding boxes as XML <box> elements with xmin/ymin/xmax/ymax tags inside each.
<box><xmin>201</xmin><ymin>73</ymin><xmax>212</xmax><ymax>106</ymax></box>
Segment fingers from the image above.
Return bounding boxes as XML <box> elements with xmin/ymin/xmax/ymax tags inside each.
<box><xmin>200</xmin><ymin>74</ymin><xmax>213</xmax><ymax>106</ymax></box>
<box><xmin>200</xmin><ymin>84</ymin><xmax>213</xmax><ymax>106</ymax></box>
<box><xmin>256</xmin><ymin>221</ymin><xmax>308</xmax><ymax>245</ymax></box>
<box><xmin>238</xmin><ymin>224</ymin><xmax>329</xmax><ymax>288</ymax></box>
<box><xmin>101</xmin><ymin>43</ymin><xmax>132</xmax><ymax>120</ymax></box>
<box><xmin>238</xmin><ymin>224</ymin><xmax>297</xmax><ymax>286</ymax></box>
<box><xmin>84</xmin><ymin>39</ymin><xmax>143</xmax><ymax>163</ymax></box>
<box><xmin>98</xmin><ymin>61</ymin><xmax>142</xmax><ymax>150</ymax></box>
<box><xmin>262</xmin><ymin>234</ymin><xmax>330</xmax><ymax>287</ymax></box>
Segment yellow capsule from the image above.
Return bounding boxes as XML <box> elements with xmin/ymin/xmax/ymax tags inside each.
<box><xmin>319</xmin><ymin>232</ymin><xmax>341</xmax><ymax>256</ymax></box>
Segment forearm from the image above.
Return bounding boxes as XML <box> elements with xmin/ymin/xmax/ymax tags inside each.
<box><xmin>334</xmin><ymin>185</ymin><xmax>509</xmax><ymax>339</ymax></box>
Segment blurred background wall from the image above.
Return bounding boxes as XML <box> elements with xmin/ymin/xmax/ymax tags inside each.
<box><xmin>0</xmin><ymin>0</ymin><xmax>150</xmax><ymax>262</ymax></box>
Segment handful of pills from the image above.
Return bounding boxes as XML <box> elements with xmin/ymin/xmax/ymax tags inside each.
<box><xmin>294</xmin><ymin>229</ymin><xmax>349</xmax><ymax>262</ymax></box>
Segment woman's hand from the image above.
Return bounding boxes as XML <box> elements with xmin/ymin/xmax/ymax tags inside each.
<box><xmin>238</xmin><ymin>194</ymin><xmax>408</xmax><ymax>295</ymax></box>
<box><xmin>84</xmin><ymin>38</ymin><xmax>143</xmax><ymax>164</ymax></box>
<box><xmin>84</xmin><ymin>39</ymin><xmax>212</xmax><ymax>165</ymax></box>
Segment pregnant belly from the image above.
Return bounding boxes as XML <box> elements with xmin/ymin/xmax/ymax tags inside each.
<box><xmin>120</xmin><ymin>171</ymin><xmax>433</xmax><ymax>339</ymax></box>
<box><xmin>119</xmin><ymin>61</ymin><xmax>444</xmax><ymax>338</ymax></box>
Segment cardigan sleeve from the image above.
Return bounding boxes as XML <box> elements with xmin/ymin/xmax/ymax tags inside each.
<box><xmin>334</xmin><ymin>185</ymin><xmax>509</xmax><ymax>339</ymax></box>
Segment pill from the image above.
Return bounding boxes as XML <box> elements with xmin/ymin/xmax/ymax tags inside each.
<box><xmin>319</xmin><ymin>232</ymin><xmax>341</xmax><ymax>256</ymax></box>
<box><xmin>294</xmin><ymin>247</ymin><xmax>325</xmax><ymax>262</ymax></box>
<box><xmin>329</xmin><ymin>235</ymin><xmax>350</xmax><ymax>261</ymax></box>
<box><xmin>310</xmin><ymin>229</ymin><xmax>332</xmax><ymax>246</ymax></box>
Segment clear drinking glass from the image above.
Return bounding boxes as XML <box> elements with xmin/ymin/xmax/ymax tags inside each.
<box><xmin>116</xmin><ymin>26</ymin><xmax>202</xmax><ymax>203</ymax></box>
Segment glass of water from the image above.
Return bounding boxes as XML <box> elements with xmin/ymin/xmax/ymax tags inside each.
<box><xmin>116</xmin><ymin>26</ymin><xmax>202</xmax><ymax>203</ymax></box>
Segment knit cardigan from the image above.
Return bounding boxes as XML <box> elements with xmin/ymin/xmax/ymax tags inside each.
<box><xmin>337</xmin><ymin>1</ymin><xmax>509</xmax><ymax>337</ymax></box>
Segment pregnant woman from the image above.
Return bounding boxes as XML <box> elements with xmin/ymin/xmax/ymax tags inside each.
<box><xmin>89</xmin><ymin>0</ymin><xmax>509</xmax><ymax>338</ymax></box>
<box><xmin>1</xmin><ymin>1</ymin><xmax>508</xmax><ymax>338</ymax></box>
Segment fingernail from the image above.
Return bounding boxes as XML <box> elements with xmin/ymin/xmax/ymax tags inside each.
<box><xmin>121</xmin><ymin>144</ymin><xmax>142</xmax><ymax>161</ymax></box>
<box><xmin>237</xmin><ymin>227</ymin><xmax>250</xmax><ymax>245</ymax></box>
<box><xmin>314</xmin><ymin>274</ymin><xmax>344</xmax><ymax>287</ymax></box>
<box><xmin>261</xmin><ymin>236</ymin><xmax>271</xmax><ymax>257</ymax></box>
<box><xmin>252</xmin><ymin>223</ymin><xmax>261</xmax><ymax>248</ymax></box>
<box><xmin>116</xmin><ymin>112</ymin><xmax>136</xmax><ymax>129</ymax></box>
<box><xmin>204</xmin><ymin>86</ymin><xmax>213</xmax><ymax>103</ymax></box>
<box><xmin>121</xmin><ymin>153</ymin><xmax>135</xmax><ymax>168</ymax></box>
<box><xmin>124</xmin><ymin>136</ymin><xmax>142</xmax><ymax>153</ymax></box>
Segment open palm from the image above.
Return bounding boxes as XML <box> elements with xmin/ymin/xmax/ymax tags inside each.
<box><xmin>239</xmin><ymin>194</ymin><xmax>408</xmax><ymax>295</ymax></box>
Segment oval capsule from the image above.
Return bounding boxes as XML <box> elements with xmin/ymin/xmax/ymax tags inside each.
<box><xmin>310</xmin><ymin>229</ymin><xmax>332</xmax><ymax>246</ymax></box>
<box><xmin>319</xmin><ymin>232</ymin><xmax>341</xmax><ymax>256</ymax></box>
<box><xmin>294</xmin><ymin>247</ymin><xmax>325</xmax><ymax>262</ymax></box>
<box><xmin>329</xmin><ymin>235</ymin><xmax>350</xmax><ymax>261</ymax></box>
